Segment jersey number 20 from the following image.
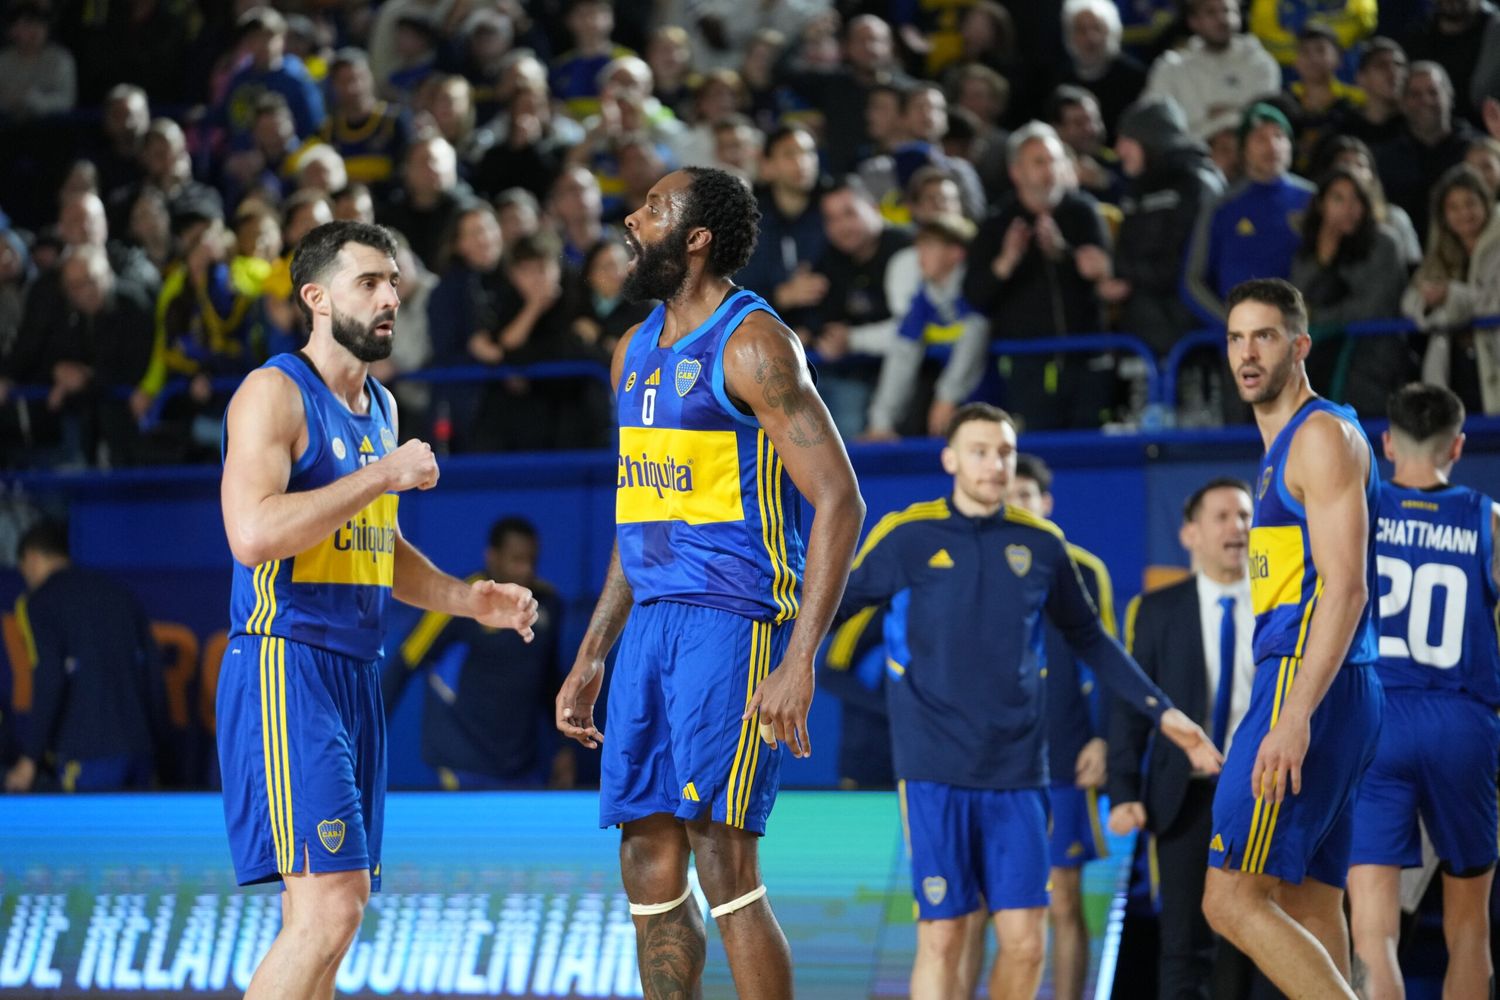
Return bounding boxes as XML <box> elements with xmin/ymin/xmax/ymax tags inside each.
<box><xmin>1377</xmin><ymin>555</ymin><xmax>1466</xmax><ymax>668</ymax></box>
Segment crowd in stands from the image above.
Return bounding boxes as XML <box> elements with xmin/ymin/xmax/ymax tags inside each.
<box><xmin>2</xmin><ymin>0</ymin><xmax>1500</xmax><ymax>470</ymax></box>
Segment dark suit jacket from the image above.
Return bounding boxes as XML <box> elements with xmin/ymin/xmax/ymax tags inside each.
<box><xmin>1107</xmin><ymin>575</ymin><xmax>1208</xmax><ymax>834</ymax></box>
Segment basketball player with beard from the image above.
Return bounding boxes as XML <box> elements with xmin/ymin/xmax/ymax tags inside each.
<box><xmin>1200</xmin><ymin>278</ymin><xmax>1384</xmax><ymax>999</ymax></box>
<box><xmin>556</xmin><ymin>167</ymin><xmax>865</xmax><ymax>1000</ymax></box>
<box><xmin>216</xmin><ymin>221</ymin><xmax>539</xmax><ymax>1000</ymax></box>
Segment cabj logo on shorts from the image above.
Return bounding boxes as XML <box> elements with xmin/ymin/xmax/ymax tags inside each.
<box><xmin>922</xmin><ymin>876</ymin><xmax>947</xmax><ymax>905</ymax></box>
<box><xmin>318</xmin><ymin>819</ymin><xmax>346</xmax><ymax>854</ymax></box>
<box><xmin>1005</xmin><ymin>544</ymin><xmax>1031</xmax><ymax>577</ymax></box>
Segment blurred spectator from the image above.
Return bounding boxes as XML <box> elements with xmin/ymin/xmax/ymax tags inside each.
<box><xmin>1467</xmin><ymin>136</ymin><xmax>1500</xmax><ymax>194</ymax></box>
<box><xmin>1333</xmin><ymin>36</ymin><xmax>1408</xmax><ymax>148</ymax></box>
<box><xmin>472</xmin><ymin>71</ymin><xmax>571</xmax><ymax>200</ymax></box>
<box><xmin>550</xmin><ymin>0</ymin><xmax>633</xmax><ymax>121</ymax></box>
<box><xmin>739</xmin><ymin>28</ymin><xmax>793</xmax><ymax>132</ymax></box>
<box><xmin>660</xmin><ymin>0</ymin><xmax>826</xmax><ymax>74</ymax></box>
<box><xmin>332</xmin><ymin>182</ymin><xmax>376</xmax><ymax>225</ymax></box>
<box><xmin>865</xmin><ymin>215</ymin><xmax>988</xmax><ymax>441</ymax></box>
<box><xmin>495</xmin><ymin>186</ymin><xmax>541</xmax><ymax>247</ymax></box>
<box><xmin>416</xmin><ymin>74</ymin><xmax>486</xmax><ymax>176</ymax></box>
<box><xmin>1310</xmin><ymin>133</ymin><xmax>1423</xmax><ymax>263</ymax></box>
<box><xmin>1184</xmin><ymin>103</ymin><xmax>1313</xmax><ymax>324</ymax></box>
<box><xmin>1291</xmin><ymin>166</ymin><xmax>1413</xmax><ymax>414</ymax></box>
<box><xmin>294</xmin><ymin>145</ymin><xmax>347</xmax><ymax>198</ymax></box>
<box><xmin>378</xmin><ymin>135</ymin><xmax>471</xmax><ymax>270</ymax></box>
<box><xmin>215</xmin><ymin>7</ymin><xmax>324</xmax><ymax>151</ymax></box>
<box><xmin>645</xmin><ymin>25</ymin><xmax>693</xmax><ymax>117</ymax></box>
<box><xmin>671</xmin><ymin>70</ymin><xmax>748</xmax><ymax>168</ymax></box>
<box><xmin>907</xmin><ymin>167</ymin><xmax>968</xmax><ymax>224</ymax></box>
<box><xmin>547</xmin><ymin>165</ymin><xmax>606</xmax><ymax>268</ymax></box>
<box><xmin>1055</xmin><ymin>0</ymin><xmax>1148</xmax><ymax>138</ymax></box>
<box><xmin>1399</xmin><ymin>0</ymin><xmax>1500</xmax><ymax>130</ymax></box>
<box><xmin>893</xmin><ymin>83</ymin><xmax>987</xmax><ymax>219</ymax></box>
<box><xmin>220</xmin><ymin>94</ymin><xmax>301</xmax><ymax>208</ymax></box>
<box><xmin>1143</xmin><ymin>0</ymin><xmax>1281</xmax><ymax>141</ymax></box>
<box><xmin>87</xmin><ymin>85</ymin><xmax>150</xmax><ymax>197</ymax></box>
<box><xmin>367</xmin><ymin>0</ymin><xmax>463</xmax><ymax>96</ymax></box>
<box><xmin>956</xmin><ymin>1</ymin><xmax>1042</xmax><ymax>127</ymax></box>
<box><xmin>947</xmin><ymin>64</ymin><xmax>1011</xmax><ymax>199</ymax></box>
<box><xmin>319</xmin><ymin>48</ymin><xmax>413</xmax><ymax>191</ymax></box>
<box><xmin>712</xmin><ymin>113</ymin><xmax>764</xmax><ymax>181</ymax></box>
<box><xmin>1206</xmin><ymin>119</ymin><xmax>1244</xmax><ymax>184</ymax></box>
<box><xmin>0</xmin><ymin>228</ymin><xmax>30</xmax><ymax>359</ymax></box>
<box><xmin>137</xmin><ymin>213</ymin><xmax>254</xmax><ymax>461</ymax></box>
<box><xmin>808</xmin><ymin>177</ymin><xmax>910</xmax><ymax>437</ymax></box>
<box><xmin>1247</xmin><ymin>0</ymin><xmax>1376</xmax><ymax>69</ymax></box>
<box><xmin>371</xmin><ymin>232</ymin><xmax>435</xmax><ymax>431</ymax></box>
<box><xmin>4</xmin><ymin>244</ymin><xmax>155</xmax><ymax>466</ymax></box>
<box><xmin>1286</xmin><ymin>24</ymin><xmax>1364</xmax><ymax>173</ymax></box>
<box><xmin>610</xmin><ymin>134</ymin><xmax>670</xmax><ymax>222</ymax></box>
<box><xmin>121</xmin><ymin>189</ymin><xmax>172</xmax><ymax>275</ymax></box>
<box><xmin>57</xmin><ymin>189</ymin><xmax>159</xmax><ymax>303</ymax></box>
<box><xmin>257</xmin><ymin>189</ymin><xmax>332</xmax><ymax>350</ymax></box>
<box><xmin>964</xmin><ymin>122</ymin><xmax>1116</xmax><ymax>430</ymax></box>
<box><xmin>1402</xmin><ymin>165</ymin><xmax>1500</xmax><ymax>413</ymax></box>
<box><xmin>738</xmin><ymin>124</ymin><xmax>827</xmax><ymax>329</ymax></box>
<box><xmin>3</xmin><ymin>521</ymin><xmax>163</xmax><ymax>793</ymax></box>
<box><xmin>1103</xmin><ymin>97</ymin><xmax>1225</xmax><ymax>358</ymax></box>
<box><xmin>456</xmin><ymin>8</ymin><xmax>515</xmax><ymax>123</ymax></box>
<box><xmin>1049</xmin><ymin>85</ymin><xmax>1126</xmax><ymax>205</ymax></box>
<box><xmin>776</xmin><ymin>14</ymin><xmax>908</xmax><ymax>175</ymax></box>
<box><xmin>565</xmin><ymin>238</ymin><xmax>652</xmax><ymax>358</ymax></box>
<box><xmin>108</xmin><ymin>119</ymin><xmax>222</xmax><ymax>243</ymax></box>
<box><xmin>384</xmin><ymin>516</ymin><xmax>569</xmax><ymax>789</ymax></box>
<box><xmin>470</xmin><ymin>231</ymin><xmax>609</xmax><ymax>451</ymax></box>
<box><xmin>1375</xmin><ymin>62</ymin><xmax>1482</xmax><ymax>241</ymax></box>
<box><xmin>386</xmin><ymin>12</ymin><xmax>441</xmax><ymax>102</ymax></box>
<box><xmin>0</xmin><ymin>2</ymin><xmax>76</xmax><ymax>121</ymax></box>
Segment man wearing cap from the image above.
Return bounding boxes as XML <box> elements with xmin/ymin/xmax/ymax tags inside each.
<box><xmin>1183</xmin><ymin>103</ymin><xmax>1314</xmax><ymax>326</ymax></box>
<box><xmin>216</xmin><ymin>7</ymin><xmax>326</xmax><ymax>151</ymax></box>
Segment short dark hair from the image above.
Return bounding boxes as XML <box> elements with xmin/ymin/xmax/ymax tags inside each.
<box><xmin>763</xmin><ymin>123</ymin><xmax>812</xmax><ymax>157</ymax></box>
<box><xmin>1182</xmin><ymin>477</ymin><xmax>1253</xmax><ymax>523</ymax></box>
<box><xmin>290</xmin><ymin>220</ymin><xmax>398</xmax><ymax>323</ymax></box>
<box><xmin>1014</xmin><ymin>453</ymin><xmax>1052</xmax><ymax>494</ymax></box>
<box><xmin>1045</xmin><ymin>84</ymin><xmax>1096</xmax><ymax>124</ymax></box>
<box><xmin>1387</xmin><ymin>382</ymin><xmax>1465</xmax><ymax>445</ymax></box>
<box><xmin>680</xmin><ymin>166</ymin><xmax>760</xmax><ymax>278</ymax></box>
<box><xmin>18</xmin><ymin>519</ymin><xmax>68</xmax><ymax>561</ymax></box>
<box><xmin>1225</xmin><ymin>278</ymin><xmax>1308</xmax><ymax>337</ymax></box>
<box><xmin>820</xmin><ymin>174</ymin><xmax>875</xmax><ymax>204</ymax></box>
<box><xmin>506</xmin><ymin>229</ymin><xmax>561</xmax><ymax>267</ymax></box>
<box><xmin>944</xmin><ymin>402</ymin><xmax>1015</xmax><ymax>443</ymax></box>
<box><xmin>1357</xmin><ymin>35</ymin><xmax>1404</xmax><ymax>71</ymax></box>
<box><xmin>488</xmin><ymin>516</ymin><xmax>538</xmax><ymax>549</ymax></box>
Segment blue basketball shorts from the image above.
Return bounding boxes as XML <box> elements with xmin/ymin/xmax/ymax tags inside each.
<box><xmin>1208</xmin><ymin>657</ymin><xmax>1383</xmax><ymax>888</ymax></box>
<box><xmin>600</xmin><ymin>600</ymin><xmax>792</xmax><ymax>834</ymax></box>
<box><xmin>1049</xmin><ymin>783</ymin><xmax>1108</xmax><ymax>869</ymax></box>
<box><xmin>901</xmin><ymin>779</ymin><xmax>1051</xmax><ymax>919</ymax></box>
<box><xmin>217</xmin><ymin>635</ymin><xmax>386</xmax><ymax>889</ymax></box>
<box><xmin>1350</xmin><ymin>688</ymin><xmax>1500</xmax><ymax>876</ymax></box>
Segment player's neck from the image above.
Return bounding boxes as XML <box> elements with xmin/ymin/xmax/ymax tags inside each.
<box><xmin>659</xmin><ymin>275</ymin><xmax>736</xmax><ymax>347</ymax></box>
<box><xmin>1390</xmin><ymin>461</ymin><xmax>1450</xmax><ymax>491</ymax></box>
<box><xmin>951</xmin><ymin>489</ymin><xmax>1001</xmax><ymax>519</ymax></box>
<box><xmin>1251</xmin><ymin>375</ymin><xmax>1315</xmax><ymax>452</ymax></box>
<box><xmin>303</xmin><ymin>337</ymin><xmax>371</xmax><ymax>413</ymax></box>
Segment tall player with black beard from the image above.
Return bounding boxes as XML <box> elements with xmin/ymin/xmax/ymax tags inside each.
<box><xmin>558</xmin><ymin>169</ymin><xmax>865</xmax><ymax>1000</ymax></box>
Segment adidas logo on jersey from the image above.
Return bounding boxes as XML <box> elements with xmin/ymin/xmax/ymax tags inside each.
<box><xmin>1210</xmin><ymin>834</ymin><xmax>1225</xmax><ymax>852</ymax></box>
<box><xmin>928</xmin><ymin>549</ymin><xmax>954</xmax><ymax>568</ymax></box>
<box><xmin>645</xmin><ymin>368</ymin><xmax>661</xmax><ymax>386</ymax></box>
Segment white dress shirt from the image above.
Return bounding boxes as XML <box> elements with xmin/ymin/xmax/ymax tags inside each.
<box><xmin>1196</xmin><ymin>573</ymin><xmax>1255</xmax><ymax>755</ymax></box>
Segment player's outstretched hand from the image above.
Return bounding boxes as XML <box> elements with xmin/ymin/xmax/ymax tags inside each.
<box><xmin>1107</xmin><ymin>801</ymin><xmax>1147</xmax><ymax>836</ymax></box>
<box><xmin>1250</xmin><ymin>710</ymin><xmax>1309</xmax><ymax>803</ymax></box>
<box><xmin>744</xmin><ymin>658</ymin><xmax>814</xmax><ymax>758</ymax></box>
<box><xmin>377</xmin><ymin>439</ymin><xmax>440</xmax><ymax>491</ymax></box>
<box><xmin>1158</xmin><ymin>708</ymin><xmax>1223</xmax><ymax>776</ymax></box>
<box><xmin>556</xmin><ymin>655</ymin><xmax>605</xmax><ymax>749</ymax></box>
<box><xmin>469</xmin><ymin>579</ymin><xmax>537</xmax><ymax>640</ymax></box>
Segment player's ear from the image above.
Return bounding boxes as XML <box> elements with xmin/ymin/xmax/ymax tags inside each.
<box><xmin>685</xmin><ymin>226</ymin><xmax>712</xmax><ymax>255</ymax></box>
<box><xmin>299</xmin><ymin>279</ymin><xmax>327</xmax><ymax>319</ymax></box>
<box><xmin>1179</xmin><ymin>520</ymin><xmax>1196</xmax><ymax>554</ymax></box>
<box><xmin>1381</xmin><ymin>430</ymin><xmax>1397</xmax><ymax>463</ymax></box>
<box><xmin>1451</xmin><ymin>432</ymin><xmax>1466</xmax><ymax>464</ymax></box>
<box><xmin>940</xmin><ymin>445</ymin><xmax>958</xmax><ymax>476</ymax></box>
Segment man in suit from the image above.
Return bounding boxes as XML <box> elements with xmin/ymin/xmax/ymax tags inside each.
<box><xmin>1107</xmin><ymin>477</ymin><xmax>1254</xmax><ymax>999</ymax></box>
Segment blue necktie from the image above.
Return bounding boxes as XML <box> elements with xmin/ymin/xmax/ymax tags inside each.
<box><xmin>1214</xmin><ymin>595</ymin><xmax>1237</xmax><ymax>752</ymax></box>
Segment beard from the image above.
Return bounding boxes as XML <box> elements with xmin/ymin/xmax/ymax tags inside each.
<box><xmin>622</xmin><ymin>224</ymin><xmax>691</xmax><ymax>303</ymax></box>
<box><xmin>1237</xmin><ymin>349</ymin><xmax>1296</xmax><ymax>405</ymax></box>
<box><xmin>332</xmin><ymin>306</ymin><xmax>395</xmax><ymax>363</ymax></box>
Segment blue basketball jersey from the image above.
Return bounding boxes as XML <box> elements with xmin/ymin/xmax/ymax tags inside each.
<box><xmin>1249</xmin><ymin>398</ymin><xmax>1380</xmax><ymax>666</ymax></box>
<box><xmin>615</xmin><ymin>289</ymin><xmax>805</xmax><ymax>623</ymax></box>
<box><xmin>226</xmin><ymin>353</ymin><xmax>400</xmax><ymax>660</ymax></box>
<box><xmin>1375</xmin><ymin>482</ymin><xmax>1500</xmax><ymax>706</ymax></box>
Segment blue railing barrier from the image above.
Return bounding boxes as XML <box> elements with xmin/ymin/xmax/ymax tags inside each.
<box><xmin>6</xmin><ymin>314</ymin><xmax>1499</xmax><ymax>433</ymax></box>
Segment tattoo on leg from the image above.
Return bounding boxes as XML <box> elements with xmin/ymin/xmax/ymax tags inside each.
<box><xmin>1350</xmin><ymin>954</ymin><xmax>1368</xmax><ymax>998</ymax></box>
<box><xmin>755</xmin><ymin>357</ymin><xmax>826</xmax><ymax>447</ymax></box>
<box><xmin>639</xmin><ymin>902</ymin><xmax>705</xmax><ymax>1000</ymax></box>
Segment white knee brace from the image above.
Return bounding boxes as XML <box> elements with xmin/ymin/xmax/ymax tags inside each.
<box><xmin>709</xmin><ymin>885</ymin><xmax>767</xmax><ymax>919</ymax></box>
<box><xmin>628</xmin><ymin>883</ymin><xmax>694</xmax><ymax>916</ymax></box>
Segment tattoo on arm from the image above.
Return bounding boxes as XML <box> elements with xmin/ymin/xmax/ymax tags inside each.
<box><xmin>1351</xmin><ymin>954</ymin><xmax>1368</xmax><ymax>998</ymax></box>
<box><xmin>587</xmin><ymin>549</ymin><xmax>634</xmax><ymax>640</ymax></box>
<box><xmin>756</xmin><ymin>356</ymin><xmax>827</xmax><ymax>448</ymax></box>
<box><xmin>639</xmin><ymin>902</ymin><xmax>706</xmax><ymax>1000</ymax></box>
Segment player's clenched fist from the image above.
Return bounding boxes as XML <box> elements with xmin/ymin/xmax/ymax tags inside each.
<box><xmin>377</xmin><ymin>439</ymin><xmax>439</xmax><ymax>491</ymax></box>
